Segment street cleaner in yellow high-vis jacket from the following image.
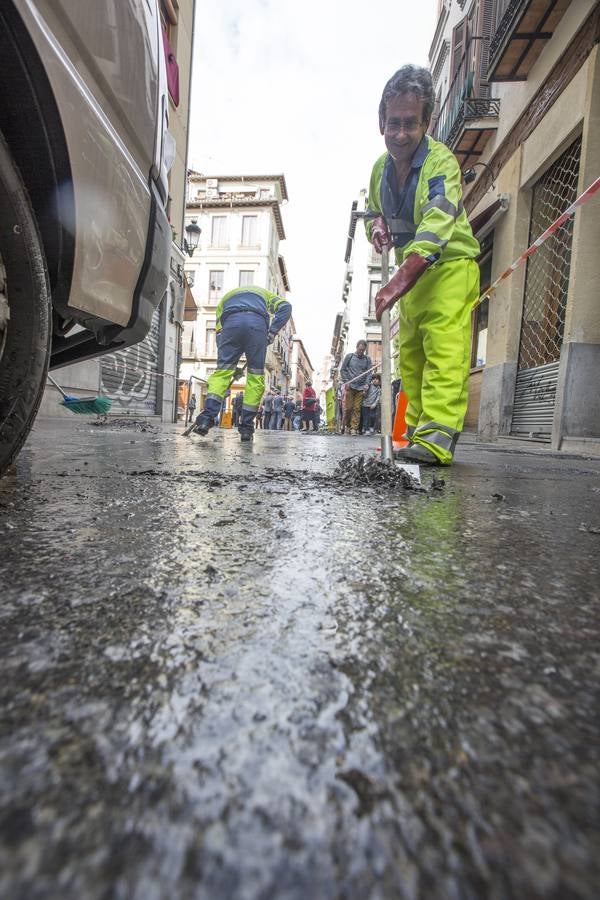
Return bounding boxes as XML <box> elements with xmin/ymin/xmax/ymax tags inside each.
<box><xmin>366</xmin><ymin>65</ymin><xmax>480</xmax><ymax>465</ymax></box>
<box><xmin>193</xmin><ymin>286</ymin><xmax>292</xmax><ymax>442</ymax></box>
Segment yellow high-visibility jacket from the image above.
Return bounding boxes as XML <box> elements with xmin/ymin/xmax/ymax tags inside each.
<box><xmin>366</xmin><ymin>135</ymin><xmax>480</xmax><ymax>265</ymax></box>
<box><xmin>215</xmin><ymin>286</ymin><xmax>291</xmax><ymax>334</ymax></box>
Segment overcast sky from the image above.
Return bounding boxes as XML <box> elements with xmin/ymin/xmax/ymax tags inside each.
<box><xmin>188</xmin><ymin>0</ymin><xmax>437</xmax><ymax>371</ymax></box>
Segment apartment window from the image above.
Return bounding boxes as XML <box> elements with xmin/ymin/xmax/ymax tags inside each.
<box><xmin>368</xmin><ymin>281</ymin><xmax>381</xmax><ymax>319</ymax></box>
<box><xmin>208</xmin><ymin>270</ymin><xmax>224</xmax><ymax>301</ymax></box>
<box><xmin>241</xmin><ymin>215</ymin><xmax>258</xmax><ymax>246</ymax></box>
<box><xmin>205</xmin><ymin>321</ymin><xmax>217</xmax><ymax>356</ymax></box>
<box><xmin>211</xmin><ymin>216</ymin><xmax>228</xmax><ymax>247</ymax></box>
<box><xmin>239</xmin><ymin>270</ymin><xmax>255</xmax><ymax>287</ymax></box>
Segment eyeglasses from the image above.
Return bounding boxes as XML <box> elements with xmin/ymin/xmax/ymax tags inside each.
<box><xmin>384</xmin><ymin>118</ymin><xmax>424</xmax><ymax>134</ymax></box>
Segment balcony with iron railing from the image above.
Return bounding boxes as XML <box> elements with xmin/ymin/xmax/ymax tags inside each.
<box><xmin>487</xmin><ymin>0</ymin><xmax>571</xmax><ymax>82</ymax></box>
<box><xmin>431</xmin><ymin>37</ymin><xmax>500</xmax><ymax>167</ymax></box>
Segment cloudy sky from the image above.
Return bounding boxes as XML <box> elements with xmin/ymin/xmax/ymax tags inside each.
<box><xmin>188</xmin><ymin>0</ymin><xmax>437</xmax><ymax>371</ymax></box>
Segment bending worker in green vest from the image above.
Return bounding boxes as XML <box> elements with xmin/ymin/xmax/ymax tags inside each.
<box><xmin>193</xmin><ymin>286</ymin><xmax>292</xmax><ymax>442</ymax></box>
<box><xmin>367</xmin><ymin>64</ymin><xmax>480</xmax><ymax>466</ymax></box>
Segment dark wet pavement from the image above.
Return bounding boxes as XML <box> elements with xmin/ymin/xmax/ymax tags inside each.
<box><xmin>1</xmin><ymin>420</ymin><xmax>599</xmax><ymax>899</ymax></box>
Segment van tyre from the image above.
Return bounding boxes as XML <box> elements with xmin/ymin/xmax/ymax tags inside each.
<box><xmin>0</xmin><ymin>133</ymin><xmax>51</xmax><ymax>476</ymax></box>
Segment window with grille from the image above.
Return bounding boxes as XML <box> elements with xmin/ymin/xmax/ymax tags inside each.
<box><xmin>211</xmin><ymin>217</ymin><xmax>228</xmax><ymax>247</ymax></box>
<box><xmin>241</xmin><ymin>215</ymin><xmax>258</xmax><ymax>246</ymax></box>
<box><xmin>239</xmin><ymin>270</ymin><xmax>255</xmax><ymax>287</ymax></box>
<box><xmin>208</xmin><ymin>270</ymin><xmax>224</xmax><ymax>301</ymax></box>
<box><xmin>517</xmin><ymin>136</ymin><xmax>582</xmax><ymax>371</ymax></box>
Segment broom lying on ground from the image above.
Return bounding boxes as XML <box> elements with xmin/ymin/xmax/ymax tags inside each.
<box><xmin>47</xmin><ymin>374</ymin><xmax>112</xmax><ymax>415</ymax></box>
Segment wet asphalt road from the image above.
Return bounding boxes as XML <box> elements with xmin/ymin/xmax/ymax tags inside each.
<box><xmin>1</xmin><ymin>419</ymin><xmax>599</xmax><ymax>900</ymax></box>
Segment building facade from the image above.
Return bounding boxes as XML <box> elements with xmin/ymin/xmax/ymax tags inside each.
<box><xmin>180</xmin><ymin>173</ymin><xmax>294</xmax><ymax>407</ymax></box>
<box><xmin>290</xmin><ymin>338</ymin><xmax>314</xmax><ymax>398</ymax></box>
<box><xmin>429</xmin><ymin>0</ymin><xmax>600</xmax><ymax>451</ymax></box>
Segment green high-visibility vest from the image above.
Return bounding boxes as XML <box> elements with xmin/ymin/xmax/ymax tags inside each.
<box><xmin>366</xmin><ymin>135</ymin><xmax>480</xmax><ymax>266</ymax></box>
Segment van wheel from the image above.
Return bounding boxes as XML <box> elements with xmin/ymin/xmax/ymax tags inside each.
<box><xmin>0</xmin><ymin>133</ymin><xmax>51</xmax><ymax>476</ymax></box>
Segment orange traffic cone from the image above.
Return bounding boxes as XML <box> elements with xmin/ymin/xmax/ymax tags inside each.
<box><xmin>392</xmin><ymin>391</ymin><xmax>410</xmax><ymax>449</ymax></box>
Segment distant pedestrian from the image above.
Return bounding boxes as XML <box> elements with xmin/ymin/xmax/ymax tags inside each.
<box><xmin>293</xmin><ymin>397</ymin><xmax>303</xmax><ymax>430</ymax></box>
<box><xmin>335</xmin><ymin>383</ymin><xmax>345</xmax><ymax>433</ymax></box>
<box><xmin>283</xmin><ymin>396</ymin><xmax>295</xmax><ymax>430</ymax></box>
<box><xmin>271</xmin><ymin>391</ymin><xmax>284</xmax><ymax>430</ymax></box>
<box><xmin>313</xmin><ymin>400</ymin><xmax>322</xmax><ymax>431</ymax></box>
<box><xmin>263</xmin><ymin>391</ymin><xmax>273</xmax><ymax>430</ymax></box>
<box><xmin>187</xmin><ymin>392</ymin><xmax>197</xmax><ymax>422</ymax></box>
<box><xmin>362</xmin><ymin>374</ymin><xmax>381</xmax><ymax>434</ymax></box>
<box><xmin>232</xmin><ymin>392</ymin><xmax>244</xmax><ymax>427</ymax></box>
<box><xmin>302</xmin><ymin>381</ymin><xmax>318</xmax><ymax>431</ymax></box>
<box><xmin>341</xmin><ymin>340</ymin><xmax>372</xmax><ymax>435</ymax></box>
<box><xmin>256</xmin><ymin>405</ymin><xmax>264</xmax><ymax>429</ymax></box>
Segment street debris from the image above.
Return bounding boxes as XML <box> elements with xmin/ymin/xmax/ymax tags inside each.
<box><xmin>578</xmin><ymin>522</ymin><xmax>600</xmax><ymax>534</ymax></box>
<box><xmin>492</xmin><ymin>492</ymin><xmax>506</xmax><ymax>501</ymax></box>
<box><xmin>331</xmin><ymin>455</ymin><xmax>427</xmax><ymax>491</ymax></box>
<box><xmin>91</xmin><ymin>418</ymin><xmax>157</xmax><ymax>432</ymax></box>
<box><xmin>336</xmin><ymin>768</ymin><xmax>381</xmax><ymax>817</ymax></box>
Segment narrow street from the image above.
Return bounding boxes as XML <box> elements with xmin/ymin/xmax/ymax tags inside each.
<box><xmin>1</xmin><ymin>420</ymin><xmax>598</xmax><ymax>899</ymax></box>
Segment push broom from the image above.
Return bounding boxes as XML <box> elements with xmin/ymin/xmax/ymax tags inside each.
<box><xmin>47</xmin><ymin>373</ymin><xmax>112</xmax><ymax>415</ymax></box>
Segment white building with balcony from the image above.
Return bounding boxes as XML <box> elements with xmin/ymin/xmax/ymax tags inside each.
<box><xmin>180</xmin><ymin>173</ymin><xmax>293</xmax><ymax>399</ymax></box>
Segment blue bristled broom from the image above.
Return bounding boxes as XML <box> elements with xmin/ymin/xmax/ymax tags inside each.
<box><xmin>47</xmin><ymin>374</ymin><xmax>112</xmax><ymax>415</ymax></box>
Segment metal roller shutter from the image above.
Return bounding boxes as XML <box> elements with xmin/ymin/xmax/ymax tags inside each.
<box><xmin>511</xmin><ymin>361</ymin><xmax>559</xmax><ymax>438</ymax></box>
<box><xmin>511</xmin><ymin>136</ymin><xmax>581</xmax><ymax>440</ymax></box>
<box><xmin>100</xmin><ymin>306</ymin><xmax>161</xmax><ymax>415</ymax></box>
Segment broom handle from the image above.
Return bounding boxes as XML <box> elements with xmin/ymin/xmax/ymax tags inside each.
<box><xmin>47</xmin><ymin>374</ymin><xmax>68</xmax><ymax>400</ymax></box>
<box><xmin>379</xmin><ymin>247</ymin><xmax>393</xmax><ymax>461</ymax></box>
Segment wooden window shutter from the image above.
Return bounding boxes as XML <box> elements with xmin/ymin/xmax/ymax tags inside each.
<box><xmin>478</xmin><ymin>0</ymin><xmax>497</xmax><ymax>93</ymax></box>
<box><xmin>450</xmin><ymin>17</ymin><xmax>468</xmax><ymax>80</ymax></box>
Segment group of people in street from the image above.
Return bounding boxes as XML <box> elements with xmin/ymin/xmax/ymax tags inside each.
<box><xmin>255</xmin><ymin>382</ymin><xmax>322</xmax><ymax>431</ymax></box>
<box><xmin>338</xmin><ymin>340</ymin><xmax>383</xmax><ymax>435</ymax></box>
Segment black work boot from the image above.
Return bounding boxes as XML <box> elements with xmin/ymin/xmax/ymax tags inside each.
<box><xmin>238</xmin><ymin>425</ymin><xmax>254</xmax><ymax>443</ymax></box>
<box><xmin>394</xmin><ymin>442</ymin><xmax>445</xmax><ymax>466</ymax></box>
<box><xmin>193</xmin><ymin>414</ymin><xmax>213</xmax><ymax>436</ymax></box>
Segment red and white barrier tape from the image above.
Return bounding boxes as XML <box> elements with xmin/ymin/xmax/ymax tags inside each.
<box><xmin>475</xmin><ymin>175</ymin><xmax>600</xmax><ymax>307</ymax></box>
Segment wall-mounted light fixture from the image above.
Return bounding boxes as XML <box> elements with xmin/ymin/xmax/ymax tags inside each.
<box><xmin>183</xmin><ymin>219</ymin><xmax>201</xmax><ymax>257</ymax></box>
<box><xmin>463</xmin><ymin>162</ymin><xmax>496</xmax><ymax>191</ymax></box>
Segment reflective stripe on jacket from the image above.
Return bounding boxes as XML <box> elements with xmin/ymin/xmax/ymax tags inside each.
<box><xmin>366</xmin><ymin>135</ymin><xmax>480</xmax><ymax>266</ymax></box>
<box><xmin>215</xmin><ymin>286</ymin><xmax>292</xmax><ymax>334</ymax></box>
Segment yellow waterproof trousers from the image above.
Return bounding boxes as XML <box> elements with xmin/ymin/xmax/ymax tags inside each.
<box><xmin>398</xmin><ymin>258</ymin><xmax>479</xmax><ymax>464</ymax></box>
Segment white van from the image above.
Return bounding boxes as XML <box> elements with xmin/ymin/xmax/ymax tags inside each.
<box><xmin>0</xmin><ymin>0</ymin><xmax>172</xmax><ymax>474</ymax></box>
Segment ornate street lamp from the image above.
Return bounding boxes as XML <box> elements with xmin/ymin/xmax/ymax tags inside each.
<box><xmin>184</xmin><ymin>219</ymin><xmax>201</xmax><ymax>256</ymax></box>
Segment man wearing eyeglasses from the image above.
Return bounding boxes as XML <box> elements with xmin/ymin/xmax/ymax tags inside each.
<box><xmin>366</xmin><ymin>65</ymin><xmax>480</xmax><ymax>466</ymax></box>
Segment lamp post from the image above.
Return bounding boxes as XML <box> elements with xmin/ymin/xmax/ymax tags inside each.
<box><xmin>184</xmin><ymin>219</ymin><xmax>201</xmax><ymax>257</ymax></box>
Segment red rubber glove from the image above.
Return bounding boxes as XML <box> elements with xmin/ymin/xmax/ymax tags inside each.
<box><xmin>375</xmin><ymin>253</ymin><xmax>431</xmax><ymax>321</ymax></box>
<box><xmin>371</xmin><ymin>216</ymin><xmax>391</xmax><ymax>254</ymax></box>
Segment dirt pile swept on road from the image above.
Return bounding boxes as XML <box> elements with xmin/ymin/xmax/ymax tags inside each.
<box><xmin>91</xmin><ymin>418</ymin><xmax>158</xmax><ymax>433</ymax></box>
<box><xmin>331</xmin><ymin>454</ymin><xmax>445</xmax><ymax>493</ymax></box>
